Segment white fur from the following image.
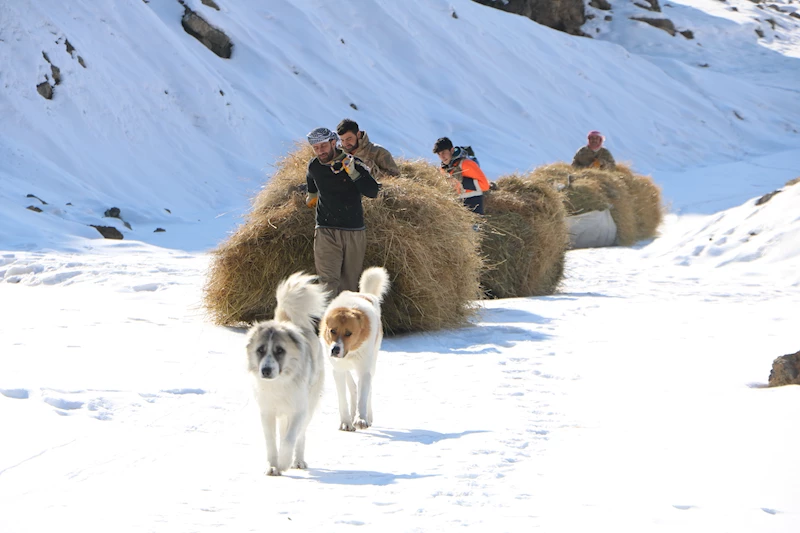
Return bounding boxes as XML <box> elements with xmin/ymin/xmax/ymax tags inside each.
<box><xmin>245</xmin><ymin>272</ymin><xmax>328</xmax><ymax>476</ymax></box>
<box><xmin>322</xmin><ymin>267</ymin><xmax>390</xmax><ymax>431</ymax></box>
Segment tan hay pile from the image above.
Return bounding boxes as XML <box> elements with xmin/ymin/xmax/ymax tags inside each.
<box><xmin>531</xmin><ymin>162</ymin><xmax>663</xmax><ymax>245</ymax></box>
<box><xmin>204</xmin><ymin>146</ymin><xmax>482</xmax><ymax>335</ymax></box>
<box><xmin>481</xmin><ymin>175</ymin><xmax>569</xmax><ymax>298</ymax></box>
<box><xmin>614</xmin><ymin>163</ymin><xmax>663</xmax><ymax>242</ymax></box>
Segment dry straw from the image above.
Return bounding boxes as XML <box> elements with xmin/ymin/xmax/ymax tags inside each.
<box><xmin>203</xmin><ymin>145</ymin><xmax>482</xmax><ymax>335</ymax></box>
<box><xmin>531</xmin><ymin>162</ymin><xmax>662</xmax><ymax>245</ymax></box>
<box><xmin>481</xmin><ymin>174</ymin><xmax>569</xmax><ymax>298</ymax></box>
<box><xmin>614</xmin><ymin>163</ymin><xmax>663</xmax><ymax>242</ymax></box>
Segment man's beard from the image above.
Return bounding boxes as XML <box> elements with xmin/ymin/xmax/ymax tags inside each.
<box><xmin>319</xmin><ymin>150</ymin><xmax>336</xmax><ymax>164</ymax></box>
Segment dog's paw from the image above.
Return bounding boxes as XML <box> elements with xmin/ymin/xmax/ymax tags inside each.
<box><xmin>353</xmin><ymin>417</ymin><xmax>370</xmax><ymax>430</ymax></box>
<box><xmin>292</xmin><ymin>459</ymin><xmax>308</xmax><ymax>470</ymax></box>
<box><xmin>339</xmin><ymin>421</ymin><xmax>356</xmax><ymax>432</ymax></box>
<box><xmin>266</xmin><ymin>466</ymin><xmax>282</xmax><ymax>476</ymax></box>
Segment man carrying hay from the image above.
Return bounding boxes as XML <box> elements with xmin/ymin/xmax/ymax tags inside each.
<box><xmin>433</xmin><ymin>137</ymin><xmax>490</xmax><ymax>215</ymax></box>
<box><xmin>336</xmin><ymin>118</ymin><xmax>400</xmax><ymax>178</ymax></box>
<box><xmin>305</xmin><ymin>127</ymin><xmax>380</xmax><ymax>295</ymax></box>
<box><xmin>572</xmin><ymin>130</ymin><xmax>617</xmax><ymax>170</ymax></box>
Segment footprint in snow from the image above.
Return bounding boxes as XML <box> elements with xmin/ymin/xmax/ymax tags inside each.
<box><xmin>0</xmin><ymin>388</ymin><xmax>30</xmax><ymax>399</ymax></box>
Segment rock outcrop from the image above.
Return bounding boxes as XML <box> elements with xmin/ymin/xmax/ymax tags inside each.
<box><xmin>472</xmin><ymin>0</ymin><xmax>586</xmax><ymax>36</ymax></box>
<box><xmin>181</xmin><ymin>7</ymin><xmax>233</xmax><ymax>58</ymax></box>
<box><xmin>769</xmin><ymin>350</ymin><xmax>800</xmax><ymax>387</ymax></box>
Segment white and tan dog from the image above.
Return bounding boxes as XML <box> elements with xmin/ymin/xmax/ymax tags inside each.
<box><xmin>320</xmin><ymin>267</ymin><xmax>390</xmax><ymax>431</ymax></box>
<box><xmin>245</xmin><ymin>272</ymin><xmax>328</xmax><ymax>475</ymax></box>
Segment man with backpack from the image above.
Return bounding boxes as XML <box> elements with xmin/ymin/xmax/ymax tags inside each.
<box><xmin>433</xmin><ymin>137</ymin><xmax>490</xmax><ymax>215</ymax></box>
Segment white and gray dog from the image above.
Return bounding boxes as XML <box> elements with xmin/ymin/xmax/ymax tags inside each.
<box><xmin>245</xmin><ymin>272</ymin><xmax>327</xmax><ymax>476</ymax></box>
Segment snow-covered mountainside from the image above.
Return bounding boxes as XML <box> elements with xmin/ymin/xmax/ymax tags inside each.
<box><xmin>1</xmin><ymin>0</ymin><xmax>798</xmax><ymax>250</ymax></box>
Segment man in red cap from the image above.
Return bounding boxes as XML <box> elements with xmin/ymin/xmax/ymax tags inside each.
<box><xmin>572</xmin><ymin>130</ymin><xmax>616</xmax><ymax>170</ymax></box>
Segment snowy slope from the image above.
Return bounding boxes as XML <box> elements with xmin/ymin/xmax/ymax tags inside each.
<box><xmin>644</xmin><ymin>179</ymin><xmax>800</xmax><ymax>278</ymax></box>
<box><xmin>1</xmin><ymin>212</ymin><xmax>798</xmax><ymax>532</ymax></box>
<box><xmin>1</xmin><ymin>0</ymin><xmax>799</xmax><ymax>249</ymax></box>
<box><xmin>1</xmin><ymin>2</ymin><xmax>799</xmax><ymax>531</ymax></box>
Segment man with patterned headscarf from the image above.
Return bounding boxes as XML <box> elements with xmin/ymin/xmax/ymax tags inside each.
<box><xmin>305</xmin><ymin>127</ymin><xmax>379</xmax><ymax>296</ymax></box>
<box><xmin>572</xmin><ymin>130</ymin><xmax>616</xmax><ymax>170</ymax></box>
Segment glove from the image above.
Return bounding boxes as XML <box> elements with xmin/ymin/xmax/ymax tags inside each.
<box><xmin>341</xmin><ymin>154</ymin><xmax>361</xmax><ymax>180</ymax></box>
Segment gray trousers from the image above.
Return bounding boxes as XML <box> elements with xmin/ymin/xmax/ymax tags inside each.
<box><xmin>313</xmin><ymin>228</ymin><xmax>366</xmax><ymax>296</ymax></box>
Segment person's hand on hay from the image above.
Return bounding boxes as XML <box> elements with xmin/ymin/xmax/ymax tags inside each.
<box><xmin>341</xmin><ymin>154</ymin><xmax>361</xmax><ymax>180</ymax></box>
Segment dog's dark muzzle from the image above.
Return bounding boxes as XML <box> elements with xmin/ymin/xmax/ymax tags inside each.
<box><xmin>330</xmin><ymin>345</ymin><xmax>343</xmax><ymax>358</ymax></box>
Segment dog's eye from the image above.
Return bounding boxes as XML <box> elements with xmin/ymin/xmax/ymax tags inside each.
<box><xmin>273</xmin><ymin>346</ymin><xmax>284</xmax><ymax>356</ymax></box>
<box><xmin>344</xmin><ymin>331</ymin><xmax>352</xmax><ymax>337</ymax></box>
<box><xmin>330</xmin><ymin>328</ymin><xmax>337</xmax><ymax>336</ymax></box>
<box><xmin>256</xmin><ymin>345</ymin><xmax>266</xmax><ymax>356</ymax></box>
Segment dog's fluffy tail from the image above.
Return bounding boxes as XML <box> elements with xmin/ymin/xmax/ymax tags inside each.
<box><xmin>358</xmin><ymin>267</ymin><xmax>390</xmax><ymax>302</ymax></box>
<box><xmin>274</xmin><ymin>272</ymin><xmax>328</xmax><ymax>332</ymax></box>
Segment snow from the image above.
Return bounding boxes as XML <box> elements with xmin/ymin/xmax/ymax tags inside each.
<box><xmin>1</xmin><ymin>0</ymin><xmax>799</xmax><ymax>531</ymax></box>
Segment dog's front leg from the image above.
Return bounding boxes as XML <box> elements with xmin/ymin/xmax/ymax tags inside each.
<box><xmin>293</xmin><ymin>431</ymin><xmax>307</xmax><ymax>470</ymax></box>
<box><xmin>260</xmin><ymin>411</ymin><xmax>280</xmax><ymax>476</ymax></box>
<box><xmin>278</xmin><ymin>411</ymin><xmax>308</xmax><ymax>472</ymax></box>
<box><xmin>354</xmin><ymin>372</ymin><xmax>372</xmax><ymax>430</ymax></box>
<box><xmin>333</xmin><ymin>370</ymin><xmax>355</xmax><ymax>431</ymax></box>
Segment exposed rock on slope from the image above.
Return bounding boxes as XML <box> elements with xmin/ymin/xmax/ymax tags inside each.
<box><xmin>472</xmin><ymin>0</ymin><xmax>587</xmax><ymax>36</ymax></box>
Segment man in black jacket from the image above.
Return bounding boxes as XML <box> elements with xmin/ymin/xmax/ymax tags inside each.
<box><xmin>305</xmin><ymin>127</ymin><xmax>379</xmax><ymax>296</ymax></box>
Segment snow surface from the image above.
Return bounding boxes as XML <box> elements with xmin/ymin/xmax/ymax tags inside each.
<box><xmin>1</xmin><ymin>0</ymin><xmax>799</xmax><ymax>531</ymax></box>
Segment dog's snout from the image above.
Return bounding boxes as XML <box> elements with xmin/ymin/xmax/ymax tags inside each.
<box><xmin>331</xmin><ymin>345</ymin><xmax>341</xmax><ymax>356</ymax></box>
<box><xmin>261</xmin><ymin>366</ymin><xmax>274</xmax><ymax>379</ymax></box>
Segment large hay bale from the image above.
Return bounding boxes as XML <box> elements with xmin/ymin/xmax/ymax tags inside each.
<box><xmin>615</xmin><ymin>163</ymin><xmax>663</xmax><ymax>242</ymax></box>
<box><xmin>534</xmin><ymin>162</ymin><xmax>636</xmax><ymax>245</ymax></box>
<box><xmin>481</xmin><ymin>175</ymin><xmax>569</xmax><ymax>298</ymax></box>
<box><xmin>204</xmin><ymin>146</ymin><xmax>482</xmax><ymax>335</ymax></box>
<box><xmin>365</xmin><ymin>161</ymin><xmax>482</xmax><ymax>333</ymax></box>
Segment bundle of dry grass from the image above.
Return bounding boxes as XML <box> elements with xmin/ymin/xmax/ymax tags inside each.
<box><xmin>481</xmin><ymin>175</ymin><xmax>569</xmax><ymax>298</ymax></box>
<box><xmin>204</xmin><ymin>146</ymin><xmax>482</xmax><ymax>335</ymax></box>
<box><xmin>614</xmin><ymin>163</ymin><xmax>663</xmax><ymax>242</ymax></box>
<box><xmin>203</xmin><ymin>144</ymin><xmax>317</xmax><ymax>329</ymax></box>
<box><xmin>364</xmin><ymin>160</ymin><xmax>482</xmax><ymax>333</ymax></box>
<box><xmin>532</xmin><ymin>162</ymin><xmax>662</xmax><ymax>245</ymax></box>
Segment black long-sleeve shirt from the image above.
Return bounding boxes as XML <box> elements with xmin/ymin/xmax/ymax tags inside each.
<box><xmin>306</xmin><ymin>154</ymin><xmax>379</xmax><ymax>230</ymax></box>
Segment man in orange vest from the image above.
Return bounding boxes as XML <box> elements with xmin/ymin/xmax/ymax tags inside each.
<box><xmin>433</xmin><ymin>137</ymin><xmax>490</xmax><ymax>215</ymax></box>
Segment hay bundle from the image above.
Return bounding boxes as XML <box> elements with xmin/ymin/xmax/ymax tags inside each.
<box><xmin>614</xmin><ymin>163</ymin><xmax>663</xmax><ymax>242</ymax></box>
<box><xmin>532</xmin><ymin>163</ymin><xmax>639</xmax><ymax>246</ymax></box>
<box><xmin>481</xmin><ymin>175</ymin><xmax>569</xmax><ymax>298</ymax></box>
<box><xmin>204</xmin><ymin>146</ymin><xmax>482</xmax><ymax>335</ymax></box>
<box><xmin>203</xmin><ymin>145</ymin><xmax>317</xmax><ymax>328</ymax></box>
